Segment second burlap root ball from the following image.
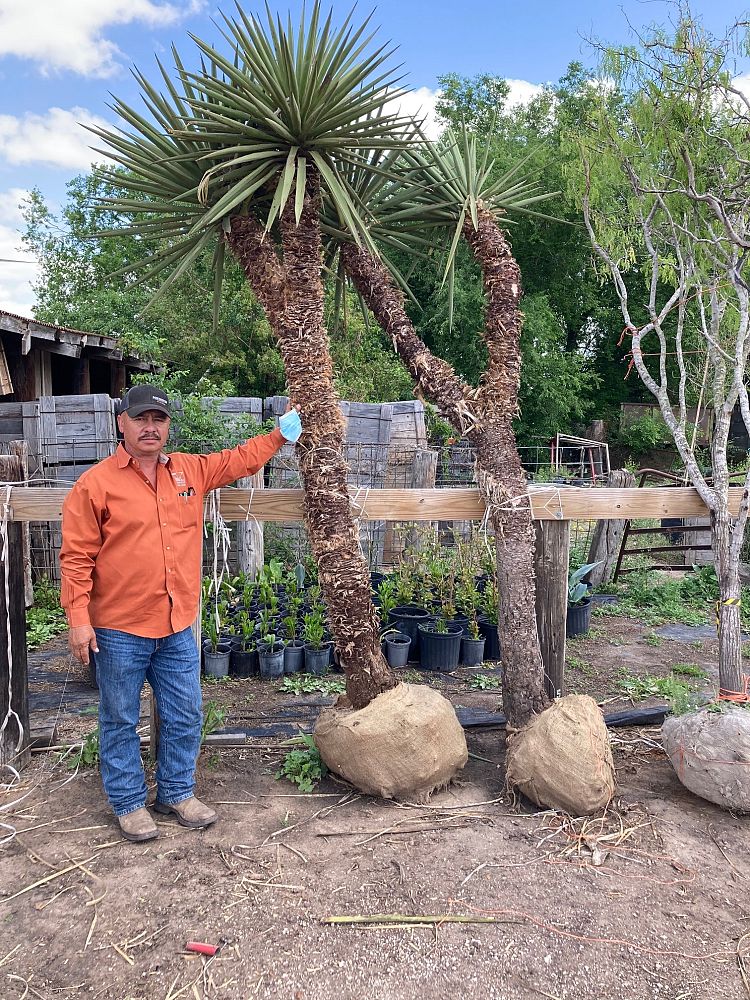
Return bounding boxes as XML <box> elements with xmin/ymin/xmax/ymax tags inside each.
<box><xmin>506</xmin><ymin>694</ymin><xmax>616</xmax><ymax>815</ymax></box>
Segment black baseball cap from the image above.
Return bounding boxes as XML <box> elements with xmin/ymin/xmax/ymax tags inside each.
<box><xmin>119</xmin><ymin>385</ymin><xmax>171</xmax><ymax>418</ymax></box>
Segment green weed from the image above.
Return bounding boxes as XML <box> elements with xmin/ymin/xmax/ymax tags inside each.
<box><xmin>645</xmin><ymin>632</ymin><xmax>663</xmax><ymax>647</ymax></box>
<box><xmin>275</xmin><ymin>734</ymin><xmax>328</xmax><ymax>792</ymax></box>
<box><xmin>616</xmin><ymin>672</ymin><xmax>694</xmax><ymax>715</ymax></box>
<box><xmin>277</xmin><ymin>675</ymin><xmax>346</xmax><ymax>696</ymax></box>
<box><xmin>468</xmin><ymin>673</ymin><xmax>502</xmax><ymax>690</ymax></box>
<box><xmin>566</xmin><ymin>656</ymin><xmax>594</xmax><ymax>677</ymax></box>
<box><xmin>67</xmin><ymin>729</ymin><xmax>100</xmax><ymax>770</ymax></box>
<box><xmin>670</xmin><ymin>663</ymin><xmax>708</xmax><ymax>678</ymax></box>
<box><xmin>398</xmin><ymin>668</ymin><xmax>423</xmax><ymax>684</ymax></box>
<box><xmin>201</xmin><ymin>700</ymin><xmax>227</xmax><ymax>743</ymax></box>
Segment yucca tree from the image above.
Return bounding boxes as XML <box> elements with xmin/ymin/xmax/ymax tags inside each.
<box><xmin>333</xmin><ymin>131</ymin><xmax>554</xmax><ymax>728</ymax></box>
<box><xmin>89</xmin><ymin>3</ymin><xmax>426</xmax><ymax>711</ymax></box>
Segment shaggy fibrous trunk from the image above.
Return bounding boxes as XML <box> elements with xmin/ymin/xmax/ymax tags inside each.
<box><xmin>226</xmin><ymin>176</ymin><xmax>396</xmax><ymax>710</ymax></box>
<box><xmin>463</xmin><ymin>207</ymin><xmax>549</xmax><ymax>726</ymax></box>
<box><xmin>341</xmin><ymin>212</ymin><xmax>549</xmax><ymax>729</ymax></box>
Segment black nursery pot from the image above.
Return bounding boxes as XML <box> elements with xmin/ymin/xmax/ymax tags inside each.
<box><xmin>304</xmin><ymin>642</ymin><xmax>332</xmax><ymax>676</ymax></box>
<box><xmin>461</xmin><ymin>635</ymin><xmax>486</xmax><ymax>667</ymax></box>
<box><xmin>478</xmin><ymin>617</ymin><xmax>501</xmax><ymax>660</ymax></box>
<box><xmin>388</xmin><ymin>605</ymin><xmax>430</xmax><ymax>658</ymax></box>
<box><xmin>231</xmin><ymin>647</ymin><xmax>258</xmax><ymax>678</ymax></box>
<box><xmin>566</xmin><ymin>597</ymin><xmax>592</xmax><ymax>638</ymax></box>
<box><xmin>283</xmin><ymin>639</ymin><xmax>305</xmax><ymax>674</ymax></box>
<box><xmin>384</xmin><ymin>631</ymin><xmax>412</xmax><ymax>667</ymax></box>
<box><xmin>258</xmin><ymin>642</ymin><xmax>285</xmax><ymax>678</ymax></box>
<box><xmin>417</xmin><ymin>622</ymin><xmax>463</xmax><ymax>672</ymax></box>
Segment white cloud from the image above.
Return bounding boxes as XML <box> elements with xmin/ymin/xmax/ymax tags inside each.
<box><xmin>0</xmin><ymin>107</ymin><xmax>112</xmax><ymax>170</ymax></box>
<box><xmin>731</xmin><ymin>73</ymin><xmax>750</xmax><ymax>103</ymax></box>
<box><xmin>505</xmin><ymin>79</ymin><xmax>544</xmax><ymax>108</ymax></box>
<box><xmin>0</xmin><ymin>0</ymin><xmax>204</xmax><ymax>77</ymax></box>
<box><xmin>391</xmin><ymin>86</ymin><xmax>443</xmax><ymax>140</ymax></box>
<box><xmin>391</xmin><ymin>79</ymin><xmax>543</xmax><ymax>140</ymax></box>
<box><xmin>0</xmin><ymin>188</ymin><xmax>38</xmax><ymax>316</ymax></box>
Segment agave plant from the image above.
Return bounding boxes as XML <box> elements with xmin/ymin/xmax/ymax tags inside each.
<box><xmin>88</xmin><ymin>2</ymin><xmax>423</xmax><ymax>711</ymax></box>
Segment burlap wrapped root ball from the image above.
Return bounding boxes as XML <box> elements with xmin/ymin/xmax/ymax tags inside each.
<box><xmin>506</xmin><ymin>694</ymin><xmax>616</xmax><ymax>815</ymax></box>
<box><xmin>314</xmin><ymin>683</ymin><xmax>468</xmax><ymax>801</ymax></box>
<box><xmin>662</xmin><ymin>705</ymin><xmax>750</xmax><ymax>813</ymax></box>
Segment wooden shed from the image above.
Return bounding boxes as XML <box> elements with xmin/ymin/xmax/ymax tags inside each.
<box><xmin>0</xmin><ymin>309</ymin><xmax>153</xmax><ymax>402</ymax></box>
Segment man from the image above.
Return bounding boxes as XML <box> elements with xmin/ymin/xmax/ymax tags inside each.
<box><xmin>60</xmin><ymin>384</ymin><xmax>302</xmax><ymax>842</ymax></box>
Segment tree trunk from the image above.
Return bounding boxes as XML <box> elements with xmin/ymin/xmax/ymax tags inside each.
<box><xmin>462</xmin><ymin>208</ymin><xmax>549</xmax><ymax>726</ymax></box>
<box><xmin>226</xmin><ymin>179</ymin><xmax>396</xmax><ymax>710</ymax></box>
<box><xmin>342</xmin><ymin>217</ymin><xmax>549</xmax><ymax>729</ymax></box>
<box><xmin>712</xmin><ymin>508</ymin><xmax>745</xmax><ymax>697</ymax></box>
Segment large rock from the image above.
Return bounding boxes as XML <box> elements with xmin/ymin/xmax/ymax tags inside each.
<box><xmin>506</xmin><ymin>694</ymin><xmax>616</xmax><ymax>815</ymax></box>
<box><xmin>314</xmin><ymin>682</ymin><xmax>468</xmax><ymax>801</ymax></box>
<box><xmin>662</xmin><ymin>706</ymin><xmax>750</xmax><ymax>812</ymax></box>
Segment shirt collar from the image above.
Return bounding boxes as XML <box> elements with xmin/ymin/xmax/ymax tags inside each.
<box><xmin>115</xmin><ymin>443</ymin><xmax>171</xmax><ymax>468</ymax></box>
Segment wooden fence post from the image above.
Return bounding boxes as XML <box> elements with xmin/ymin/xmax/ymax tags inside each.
<box><xmin>0</xmin><ymin>453</ymin><xmax>30</xmax><ymax>771</ymax></box>
<box><xmin>236</xmin><ymin>471</ymin><xmax>265</xmax><ymax>579</ymax></box>
<box><xmin>587</xmin><ymin>469</ymin><xmax>637</xmax><ymax>586</ymax></box>
<box><xmin>534</xmin><ymin>519</ymin><xmax>570</xmax><ymax>701</ymax></box>
<box><xmin>10</xmin><ymin>441</ymin><xmax>33</xmax><ymax>607</ymax></box>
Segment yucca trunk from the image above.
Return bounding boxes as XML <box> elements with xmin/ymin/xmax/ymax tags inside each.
<box><xmin>341</xmin><ymin>219</ymin><xmax>549</xmax><ymax>729</ymax></box>
<box><xmin>226</xmin><ymin>175</ymin><xmax>395</xmax><ymax>710</ymax></box>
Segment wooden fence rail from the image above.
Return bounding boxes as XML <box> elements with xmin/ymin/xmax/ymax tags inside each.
<box><xmin>3</xmin><ymin>480</ymin><xmax>731</xmax><ymax>769</ymax></box>
<box><xmin>2</xmin><ymin>484</ymin><xmax>742</xmax><ymax>523</ymax></box>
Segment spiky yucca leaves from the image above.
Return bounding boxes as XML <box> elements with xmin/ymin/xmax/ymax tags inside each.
<box><xmin>337</xmin><ymin>129</ymin><xmax>553</xmax><ymax>727</ymax></box>
<box><xmin>89</xmin><ymin>3</ymin><xmax>420</xmax><ymax>709</ymax></box>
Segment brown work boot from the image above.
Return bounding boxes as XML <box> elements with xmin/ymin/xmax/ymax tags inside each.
<box><xmin>154</xmin><ymin>796</ymin><xmax>217</xmax><ymax>829</ymax></box>
<box><xmin>118</xmin><ymin>807</ymin><xmax>158</xmax><ymax>842</ymax></box>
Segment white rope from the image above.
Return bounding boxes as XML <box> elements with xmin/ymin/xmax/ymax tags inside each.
<box><xmin>205</xmin><ymin>489</ymin><xmax>232</xmax><ymax>631</ymax></box>
<box><xmin>0</xmin><ymin>484</ymin><xmax>22</xmax><ymax>755</ymax></box>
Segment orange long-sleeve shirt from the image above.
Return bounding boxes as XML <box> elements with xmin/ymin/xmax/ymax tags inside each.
<box><xmin>60</xmin><ymin>430</ymin><xmax>285</xmax><ymax>638</ymax></box>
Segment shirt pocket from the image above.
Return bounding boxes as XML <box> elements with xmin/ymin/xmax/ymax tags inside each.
<box><xmin>178</xmin><ymin>494</ymin><xmax>201</xmax><ymax>529</ymax></box>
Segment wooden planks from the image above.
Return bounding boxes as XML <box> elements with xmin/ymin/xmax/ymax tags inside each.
<box><xmin>4</xmin><ymin>484</ymin><xmax>744</xmax><ymax>524</ymax></box>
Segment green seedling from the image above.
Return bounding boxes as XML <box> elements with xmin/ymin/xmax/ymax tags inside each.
<box><xmin>275</xmin><ymin>734</ymin><xmax>328</xmax><ymax>792</ymax></box>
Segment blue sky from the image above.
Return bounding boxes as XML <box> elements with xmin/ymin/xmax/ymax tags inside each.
<box><xmin>0</xmin><ymin>0</ymin><xmax>745</xmax><ymax>315</ymax></box>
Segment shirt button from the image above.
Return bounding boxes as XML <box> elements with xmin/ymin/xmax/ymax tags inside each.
<box><xmin>162</xmin><ymin>522</ymin><xmax>167</xmax><ymax>526</ymax></box>
<box><xmin>166</xmin><ymin>546</ymin><xmax>170</xmax><ymax>550</ymax></box>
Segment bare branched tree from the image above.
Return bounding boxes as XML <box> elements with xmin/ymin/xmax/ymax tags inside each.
<box><xmin>577</xmin><ymin>11</ymin><xmax>750</xmax><ymax>696</ymax></box>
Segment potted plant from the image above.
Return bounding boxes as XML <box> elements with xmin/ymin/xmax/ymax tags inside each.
<box><xmin>282</xmin><ymin>613</ymin><xmax>304</xmax><ymax>674</ymax></box>
<box><xmin>203</xmin><ymin>617</ymin><xmax>230</xmax><ymax>678</ymax></box>
<box><xmin>302</xmin><ymin>609</ymin><xmax>332</xmax><ymax>675</ymax></box>
<box><xmin>376</xmin><ymin>579</ymin><xmax>398</xmax><ymax>618</ymax></box>
<box><xmin>231</xmin><ymin>611</ymin><xmax>258</xmax><ymax>677</ymax></box>
<box><xmin>258</xmin><ymin>631</ymin><xmax>286</xmax><ymax>678</ymax></box>
<box><xmin>382</xmin><ymin>629</ymin><xmax>412</xmax><ymax>667</ymax></box>
<box><xmin>566</xmin><ymin>561</ymin><xmax>603</xmax><ymax>638</ymax></box>
<box><xmin>417</xmin><ymin>616</ymin><xmax>464</xmax><ymax>671</ymax></box>
<box><xmin>461</xmin><ymin>610</ymin><xmax>486</xmax><ymax>666</ymax></box>
<box><xmin>477</xmin><ymin>580</ymin><xmax>501</xmax><ymax>660</ymax></box>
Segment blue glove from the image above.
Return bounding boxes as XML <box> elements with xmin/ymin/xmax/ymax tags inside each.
<box><xmin>279</xmin><ymin>409</ymin><xmax>302</xmax><ymax>443</ymax></box>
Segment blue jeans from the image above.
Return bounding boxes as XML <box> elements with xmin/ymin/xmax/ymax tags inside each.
<box><xmin>94</xmin><ymin>627</ymin><xmax>202</xmax><ymax>817</ymax></box>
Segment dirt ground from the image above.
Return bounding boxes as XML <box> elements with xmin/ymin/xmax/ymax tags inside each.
<box><xmin>2</xmin><ymin>611</ymin><xmax>749</xmax><ymax>1000</ymax></box>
